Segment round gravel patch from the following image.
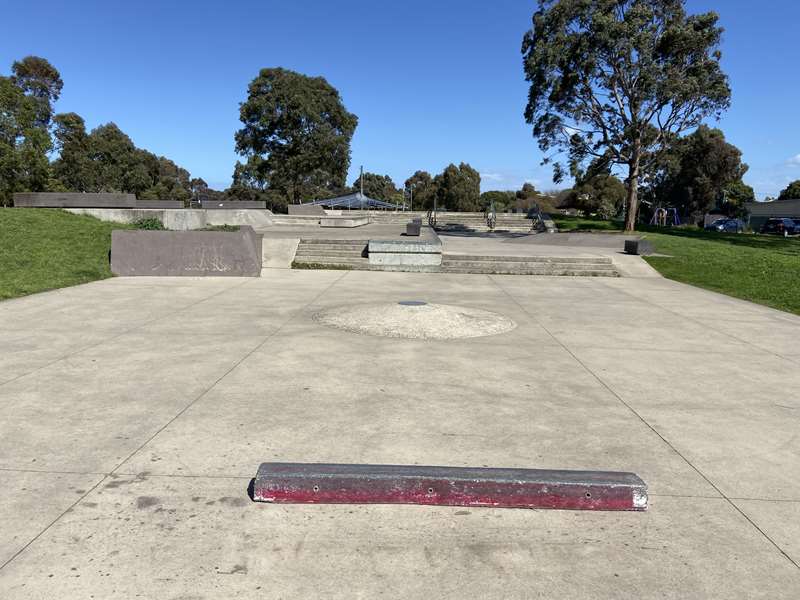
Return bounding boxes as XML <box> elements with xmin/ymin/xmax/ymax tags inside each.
<box><xmin>313</xmin><ymin>302</ymin><xmax>516</xmax><ymax>340</ymax></box>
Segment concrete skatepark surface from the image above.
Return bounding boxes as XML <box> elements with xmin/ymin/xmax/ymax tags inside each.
<box><xmin>1</xmin><ymin>270</ymin><xmax>799</xmax><ymax>598</ymax></box>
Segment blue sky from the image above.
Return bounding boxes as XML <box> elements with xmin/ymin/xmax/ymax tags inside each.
<box><xmin>2</xmin><ymin>0</ymin><xmax>799</xmax><ymax>198</ymax></box>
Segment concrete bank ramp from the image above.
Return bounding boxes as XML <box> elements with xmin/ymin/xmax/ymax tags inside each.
<box><xmin>261</xmin><ymin>238</ymin><xmax>300</xmax><ymax>270</ymax></box>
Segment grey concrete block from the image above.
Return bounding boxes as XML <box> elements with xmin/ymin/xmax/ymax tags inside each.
<box><xmin>406</xmin><ymin>222</ymin><xmax>421</xmax><ymax>236</ymax></box>
<box><xmin>368</xmin><ymin>239</ymin><xmax>443</xmax><ymax>270</ymax></box>
<box><xmin>111</xmin><ymin>226</ymin><xmax>262</xmax><ymax>277</ymax></box>
<box><xmin>14</xmin><ymin>192</ymin><xmax>137</xmax><ymax>208</ymax></box>
<box><xmin>368</xmin><ymin>240</ymin><xmax>441</xmax><ymax>254</ymax></box>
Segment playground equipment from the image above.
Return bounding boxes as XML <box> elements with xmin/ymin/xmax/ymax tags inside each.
<box><xmin>485</xmin><ymin>202</ymin><xmax>497</xmax><ymax>230</ymax></box>
<box><xmin>650</xmin><ymin>207</ymin><xmax>681</xmax><ymax>227</ymax></box>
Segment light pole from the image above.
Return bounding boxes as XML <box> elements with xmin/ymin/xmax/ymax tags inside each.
<box><xmin>405</xmin><ymin>183</ymin><xmax>415</xmax><ymax>213</ymax></box>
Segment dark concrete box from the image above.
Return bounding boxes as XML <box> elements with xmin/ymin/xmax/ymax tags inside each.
<box><xmin>200</xmin><ymin>199</ymin><xmax>267</xmax><ymax>210</ymax></box>
<box><xmin>13</xmin><ymin>192</ymin><xmax>137</xmax><ymax>208</ymax></box>
<box><xmin>406</xmin><ymin>221</ymin><xmax>421</xmax><ymax>236</ymax></box>
<box><xmin>624</xmin><ymin>239</ymin><xmax>654</xmax><ymax>256</ymax></box>
<box><xmin>111</xmin><ymin>226</ymin><xmax>262</xmax><ymax>277</ymax></box>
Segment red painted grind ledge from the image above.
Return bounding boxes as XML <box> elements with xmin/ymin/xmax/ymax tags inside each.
<box><xmin>253</xmin><ymin>463</ymin><xmax>648</xmax><ymax>511</ymax></box>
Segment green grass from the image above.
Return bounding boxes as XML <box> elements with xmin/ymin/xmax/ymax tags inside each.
<box><xmin>640</xmin><ymin>228</ymin><xmax>800</xmax><ymax>315</ymax></box>
<box><xmin>551</xmin><ymin>215</ymin><xmax>624</xmax><ymax>232</ymax></box>
<box><xmin>291</xmin><ymin>261</ymin><xmax>354</xmax><ymax>270</ymax></box>
<box><xmin>0</xmin><ymin>208</ymin><xmax>134</xmax><ymax>301</ymax></box>
<box><xmin>552</xmin><ymin>214</ymin><xmax>800</xmax><ymax>314</ymax></box>
<box><xmin>201</xmin><ymin>224</ymin><xmax>241</xmax><ymax>232</ymax></box>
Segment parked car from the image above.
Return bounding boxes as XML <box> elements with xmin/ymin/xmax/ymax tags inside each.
<box><xmin>705</xmin><ymin>218</ymin><xmax>744</xmax><ymax>233</ymax></box>
<box><xmin>760</xmin><ymin>218</ymin><xmax>798</xmax><ymax>237</ymax></box>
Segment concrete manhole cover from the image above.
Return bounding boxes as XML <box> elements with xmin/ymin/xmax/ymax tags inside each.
<box><xmin>313</xmin><ymin>302</ymin><xmax>517</xmax><ymax>340</ymax></box>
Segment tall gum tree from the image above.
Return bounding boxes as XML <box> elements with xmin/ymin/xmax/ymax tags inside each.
<box><xmin>522</xmin><ymin>0</ymin><xmax>731</xmax><ymax>231</ymax></box>
<box><xmin>234</xmin><ymin>68</ymin><xmax>358</xmax><ymax>204</ymax></box>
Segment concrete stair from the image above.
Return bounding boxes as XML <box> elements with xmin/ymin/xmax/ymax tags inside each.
<box><xmin>441</xmin><ymin>254</ymin><xmax>619</xmax><ymax>277</ymax></box>
<box><xmin>434</xmin><ymin>214</ymin><xmax>534</xmax><ymax>233</ymax></box>
<box><xmin>292</xmin><ymin>239</ymin><xmax>370</xmax><ymax>269</ymax></box>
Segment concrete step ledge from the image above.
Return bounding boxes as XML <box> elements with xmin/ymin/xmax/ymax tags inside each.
<box><xmin>295</xmin><ymin>250</ymin><xmax>366</xmax><ymax>258</ymax></box>
<box><xmin>442</xmin><ymin>263</ymin><xmax>617</xmax><ymax>273</ymax></box>
<box><xmin>443</xmin><ymin>255</ymin><xmax>613</xmax><ymax>265</ymax></box>
<box><xmin>442</xmin><ymin>268</ymin><xmax>619</xmax><ymax>277</ymax></box>
<box><xmin>294</xmin><ymin>257</ymin><xmax>369</xmax><ymax>265</ymax></box>
<box><xmin>299</xmin><ymin>239</ymin><xmax>366</xmax><ymax>245</ymax></box>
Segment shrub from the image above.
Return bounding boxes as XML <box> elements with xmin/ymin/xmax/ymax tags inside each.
<box><xmin>132</xmin><ymin>217</ymin><xmax>165</xmax><ymax>230</ymax></box>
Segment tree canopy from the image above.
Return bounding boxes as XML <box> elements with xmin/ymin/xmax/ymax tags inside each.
<box><xmin>51</xmin><ymin>121</ymin><xmax>192</xmax><ymax>201</ymax></box>
<box><xmin>777</xmin><ymin>180</ymin><xmax>800</xmax><ymax>201</ymax></box>
<box><xmin>352</xmin><ymin>172</ymin><xmax>399</xmax><ymax>202</ymax></box>
<box><xmin>522</xmin><ymin>0</ymin><xmax>731</xmax><ymax>230</ymax></box>
<box><xmin>0</xmin><ymin>56</ymin><xmax>196</xmax><ymax>205</ymax></box>
<box><xmin>0</xmin><ymin>58</ymin><xmax>59</xmax><ymax>205</ymax></box>
<box><xmin>649</xmin><ymin>125</ymin><xmax>750</xmax><ymax>218</ymax></box>
<box><xmin>434</xmin><ymin>163</ymin><xmax>481</xmax><ymax>212</ymax></box>
<box><xmin>234</xmin><ymin>68</ymin><xmax>358</xmax><ymax>205</ymax></box>
<box><xmin>404</xmin><ymin>170</ymin><xmax>436</xmax><ymax>210</ymax></box>
<box><xmin>565</xmin><ymin>160</ymin><xmax>627</xmax><ymax>219</ymax></box>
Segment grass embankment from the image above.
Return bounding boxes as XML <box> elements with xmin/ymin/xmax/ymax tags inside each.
<box><xmin>0</xmin><ymin>208</ymin><xmax>134</xmax><ymax>300</ymax></box>
<box><xmin>552</xmin><ymin>215</ymin><xmax>800</xmax><ymax>315</ymax></box>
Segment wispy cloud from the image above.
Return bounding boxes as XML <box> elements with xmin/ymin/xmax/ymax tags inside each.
<box><xmin>788</xmin><ymin>154</ymin><xmax>800</xmax><ymax>166</ymax></box>
<box><xmin>480</xmin><ymin>173</ymin><xmax>504</xmax><ymax>182</ymax></box>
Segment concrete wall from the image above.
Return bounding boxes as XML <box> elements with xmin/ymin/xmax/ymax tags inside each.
<box><xmin>65</xmin><ymin>208</ymin><xmax>207</xmax><ymax>230</ymax></box>
<box><xmin>204</xmin><ymin>209</ymin><xmax>274</xmax><ymax>228</ymax></box>
<box><xmin>64</xmin><ymin>208</ymin><xmax>274</xmax><ymax>230</ymax></box>
<box><xmin>134</xmin><ymin>200</ymin><xmax>185</xmax><ymax>209</ymax></box>
<box><xmin>111</xmin><ymin>226</ymin><xmax>262</xmax><ymax>277</ymax></box>
<box><xmin>200</xmin><ymin>200</ymin><xmax>267</xmax><ymax>209</ymax></box>
<box><xmin>288</xmin><ymin>204</ymin><xmax>327</xmax><ymax>216</ymax></box>
<box><xmin>14</xmin><ymin>192</ymin><xmax>137</xmax><ymax>208</ymax></box>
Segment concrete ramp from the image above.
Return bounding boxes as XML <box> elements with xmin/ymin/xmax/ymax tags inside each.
<box><xmin>261</xmin><ymin>238</ymin><xmax>300</xmax><ymax>270</ymax></box>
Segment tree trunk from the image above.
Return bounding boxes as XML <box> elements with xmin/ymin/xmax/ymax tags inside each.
<box><xmin>624</xmin><ymin>153</ymin><xmax>641</xmax><ymax>233</ymax></box>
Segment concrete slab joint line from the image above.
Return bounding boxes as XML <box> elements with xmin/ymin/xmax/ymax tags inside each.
<box><xmin>0</xmin><ymin>278</ymin><xmax>253</xmax><ymax>391</ymax></box>
<box><xmin>486</xmin><ymin>274</ymin><xmax>800</xmax><ymax>570</ymax></box>
<box><xmin>253</xmin><ymin>463</ymin><xmax>649</xmax><ymax>511</ymax></box>
<box><xmin>0</xmin><ymin>272</ymin><xmax>350</xmax><ymax>573</ymax></box>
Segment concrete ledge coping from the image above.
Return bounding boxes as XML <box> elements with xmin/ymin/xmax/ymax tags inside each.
<box><xmin>253</xmin><ymin>462</ymin><xmax>648</xmax><ymax>511</ymax></box>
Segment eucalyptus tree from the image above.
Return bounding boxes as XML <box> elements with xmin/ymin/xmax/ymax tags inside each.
<box><xmin>522</xmin><ymin>0</ymin><xmax>731</xmax><ymax>230</ymax></box>
<box><xmin>234</xmin><ymin>68</ymin><xmax>358</xmax><ymax>204</ymax></box>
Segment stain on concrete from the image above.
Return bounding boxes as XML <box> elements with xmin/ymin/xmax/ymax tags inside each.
<box><xmin>136</xmin><ymin>496</ymin><xmax>160</xmax><ymax>509</ymax></box>
<box><xmin>217</xmin><ymin>564</ymin><xmax>248</xmax><ymax>575</ymax></box>
<box><xmin>218</xmin><ymin>496</ymin><xmax>248</xmax><ymax>507</ymax></box>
